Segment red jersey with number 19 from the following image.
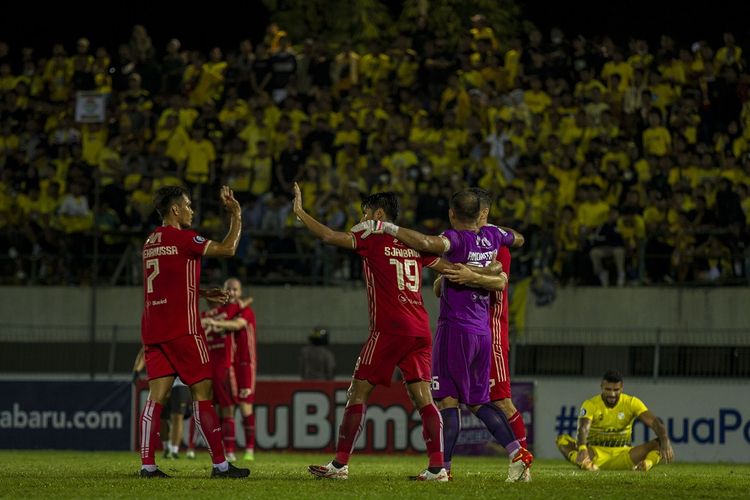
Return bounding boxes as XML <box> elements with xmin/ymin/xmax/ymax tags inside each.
<box><xmin>141</xmin><ymin>225</ymin><xmax>209</xmax><ymax>344</ymax></box>
<box><xmin>353</xmin><ymin>232</ymin><xmax>439</xmax><ymax>337</ymax></box>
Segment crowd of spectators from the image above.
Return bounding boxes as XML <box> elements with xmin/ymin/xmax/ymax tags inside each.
<box><xmin>1</xmin><ymin>19</ymin><xmax>749</xmax><ymax>286</ymax></box>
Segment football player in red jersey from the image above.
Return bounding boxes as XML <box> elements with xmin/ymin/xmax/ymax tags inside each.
<box><xmin>203</xmin><ymin>278</ymin><xmax>258</xmax><ymax>462</ymax></box>
<box><xmin>293</xmin><ymin>183</ymin><xmax>502</xmax><ymax>482</ymax></box>
<box><xmin>138</xmin><ymin>185</ymin><xmax>249</xmax><ymax>479</ymax></box>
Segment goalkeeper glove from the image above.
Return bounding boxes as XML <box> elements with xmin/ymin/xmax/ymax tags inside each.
<box><xmin>350</xmin><ymin>220</ymin><xmax>399</xmax><ymax>239</ymax></box>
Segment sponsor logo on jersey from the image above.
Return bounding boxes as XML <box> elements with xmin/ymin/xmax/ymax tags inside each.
<box><xmin>194</xmin><ymin>235</ymin><xmax>206</xmax><ymax>244</ymax></box>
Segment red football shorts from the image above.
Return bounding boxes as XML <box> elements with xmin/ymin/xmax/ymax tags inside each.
<box><xmin>489</xmin><ymin>341</ymin><xmax>512</xmax><ymax>401</ymax></box>
<box><xmin>353</xmin><ymin>332</ymin><xmax>432</xmax><ymax>387</ymax></box>
<box><xmin>211</xmin><ymin>363</ymin><xmax>237</xmax><ymax>408</ymax></box>
<box><xmin>234</xmin><ymin>362</ymin><xmax>256</xmax><ymax>404</ymax></box>
<box><xmin>144</xmin><ymin>333</ymin><xmax>212</xmax><ymax>387</ymax></box>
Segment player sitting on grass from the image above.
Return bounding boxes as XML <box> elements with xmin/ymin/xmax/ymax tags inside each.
<box><xmin>556</xmin><ymin>370</ymin><xmax>674</xmax><ymax>472</ymax></box>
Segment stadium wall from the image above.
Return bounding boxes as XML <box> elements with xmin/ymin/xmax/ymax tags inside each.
<box><xmin>1</xmin><ymin>286</ymin><xmax>749</xmax><ymax>344</ymax></box>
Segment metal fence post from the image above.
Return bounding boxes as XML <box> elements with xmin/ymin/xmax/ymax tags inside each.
<box><xmin>108</xmin><ymin>325</ymin><xmax>118</xmax><ymax>379</ymax></box>
<box><xmin>653</xmin><ymin>327</ymin><xmax>661</xmax><ymax>382</ymax></box>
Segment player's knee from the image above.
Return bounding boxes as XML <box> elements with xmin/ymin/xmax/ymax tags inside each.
<box><xmin>494</xmin><ymin>398</ymin><xmax>516</xmax><ymax>416</ymax></box>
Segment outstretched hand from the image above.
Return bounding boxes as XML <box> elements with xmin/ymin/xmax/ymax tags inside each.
<box><xmin>660</xmin><ymin>441</ymin><xmax>675</xmax><ymax>464</ymax></box>
<box><xmin>220</xmin><ymin>185</ymin><xmax>241</xmax><ymax>215</ymax></box>
<box><xmin>293</xmin><ymin>182</ymin><xmax>303</xmax><ymax>216</ymax></box>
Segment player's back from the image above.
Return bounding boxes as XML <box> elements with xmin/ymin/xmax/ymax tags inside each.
<box><xmin>439</xmin><ymin>225</ymin><xmax>512</xmax><ymax>334</ymax></box>
<box><xmin>141</xmin><ymin>225</ymin><xmax>208</xmax><ymax>344</ymax></box>
<box><xmin>353</xmin><ymin>231</ymin><xmax>438</xmax><ymax>336</ymax></box>
<box><xmin>580</xmin><ymin>393</ymin><xmax>648</xmax><ymax>446</ymax></box>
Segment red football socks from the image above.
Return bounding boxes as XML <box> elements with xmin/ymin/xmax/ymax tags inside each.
<box><xmin>419</xmin><ymin>403</ymin><xmax>444</xmax><ymax>468</ymax></box>
<box><xmin>139</xmin><ymin>400</ymin><xmax>163</xmax><ymax>466</ymax></box>
<box><xmin>243</xmin><ymin>413</ymin><xmax>256</xmax><ymax>450</ymax></box>
<box><xmin>508</xmin><ymin>410</ymin><xmax>528</xmax><ymax>449</ymax></box>
<box><xmin>334</xmin><ymin>403</ymin><xmax>366</xmax><ymax>465</ymax></box>
<box><xmin>193</xmin><ymin>400</ymin><xmax>226</xmax><ymax>465</ymax></box>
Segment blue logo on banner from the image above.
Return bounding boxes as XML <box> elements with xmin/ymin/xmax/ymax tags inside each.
<box><xmin>0</xmin><ymin>381</ymin><xmax>131</xmax><ymax>450</ymax></box>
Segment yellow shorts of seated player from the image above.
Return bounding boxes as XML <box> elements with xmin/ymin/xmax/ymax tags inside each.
<box><xmin>589</xmin><ymin>445</ymin><xmax>635</xmax><ymax>470</ymax></box>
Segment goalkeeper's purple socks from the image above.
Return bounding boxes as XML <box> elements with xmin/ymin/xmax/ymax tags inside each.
<box><xmin>440</xmin><ymin>407</ymin><xmax>460</xmax><ymax>471</ymax></box>
<box><xmin>476</xmin><ymin>404</ymin><xmax>520</xmax><ymax>456</ymax></box>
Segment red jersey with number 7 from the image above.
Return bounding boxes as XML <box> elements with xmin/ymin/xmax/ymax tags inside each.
<box><xmin>352</xmin><ymin>232</ymin><xmax>439</xmax><ymax>337</ymax></box>
<box><xmin>141</xmin><ymin>225</ymin><xmax>209</xmax><ymax>344</ymax></box>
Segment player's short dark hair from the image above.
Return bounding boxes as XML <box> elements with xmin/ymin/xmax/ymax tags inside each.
<box><xmin>154</xmin><ymin>185</ymin><xmax>189</xmax><ymax>218</ymax></box>
<box><xmin>361</xmin><ymin>192</ymin><xmax>399</xmax><ymax>221</ymax></box>
<box><xmin>468</xmin><ymin>187</ymin><xmax>493</xmax><ymax>209</ymax></box>
<box><xmin>449</xmin><ymin>190</ymin><xmax>480</xmax><ymax>223</ymax></box>
<box><xmin>602</xmin><ymin>370</ymin><xmax>623</xmax><ymax>384</ymax></box>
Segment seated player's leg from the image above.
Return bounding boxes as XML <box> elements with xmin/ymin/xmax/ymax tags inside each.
<box><xmin>590</xmin><ymin>445</ymin><xmax>634</xmax><ymax>470</ymax></box>
<box><xmin>556</xmin><ymin>434</ymin><xmax>578</xmax><ymax>462</ymax></box>
<box><xmin>139</xmin><ymin>344</ymin><xmax>176</xmax><ymax>477</ymax></box>
<box><xmin>629</xmin><ymin>439</ymin><xmax>661</xmax><ymax>471</ymax></box>
<box><xmin>401</xmin><ymin>337</ymin><xmax>447</xmax><ymax>482</ymax></box>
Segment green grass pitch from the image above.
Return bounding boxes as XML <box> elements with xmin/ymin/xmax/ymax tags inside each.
<box><xmin>0</xmin><ymin>451</ymin><xmax>748</xmax><ymax>499</ymax></box>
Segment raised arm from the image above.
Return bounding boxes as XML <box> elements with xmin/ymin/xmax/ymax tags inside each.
<box><xmin>293</xmin><ymin>182</ymin><xmax>355</xmax><ymax>250</ymax></box>
<box><xmin>205</xmin><ymin>185</ymin><xmax>242</xmax><ymax>257</ymax></box>
<box><xmin>638</xmin><ymin>410</ymin><xmax>674</xmax><ymax>463</ymax></box>
<box><xmin>351</xmin><ymin>219</ymin><xmax>449</xmax><ymax>255</ymax></box>
<box><xmin>207</xmin><ymin>315</ymin><xmax>249</xmax><ymax>331</ymax></box>
<box><xmin>498</xmin><ymin>225</ymin><xmax>525</xmax><ymax>248</ymax></box>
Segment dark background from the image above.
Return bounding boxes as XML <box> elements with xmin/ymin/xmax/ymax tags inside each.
<box><xmin>2</xmin><ymin>1</ymin><xmax>750</xmax><ymax>56</ymax></box>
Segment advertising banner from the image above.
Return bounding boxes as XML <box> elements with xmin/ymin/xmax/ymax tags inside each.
<box><xmin>134</xmin><ymin>380</ymin><xmax>535</xmax><ymax>454</ymax></box>
<box><xmin>534</xmin><ymin>378</ymin><xmax>750</xmax><ymax>463</ymax></box>
<box><xmin>0</xmin><ymin>381</ymin><xmax>131</xmax><ymax>450</ymax></box>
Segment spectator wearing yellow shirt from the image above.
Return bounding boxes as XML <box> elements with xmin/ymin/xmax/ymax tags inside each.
<box><xmin>250</xmin><ymin>140</ymin><xmax>274</xmax><ymax>197</ymax></box>
<box><xmin>553</xmin><ymin>205</ymin><xmax>582</xmax><ymax>285</ymax></box>
<box><xmin>81</xmin><ymin>123</ymin><xmax>108</xmax><ymax>167</ymax></box>
<box><xmin>189</xmin><ymin>47</ymin><xmax>227</xmax><ymax>106</ymax></box>
<box><xmin>221</xmin><ymin>137</ymin><xmax>253</xmax><ymax>193</ymax></box>
<box><xmin>577</xmin><ymin>184</ymin><xmax>610</xmax><ymax>233</ymax></box>
<box><xmin>383</xmin><ymin>137</ymin><xmax>419</xmax><ymax>175</ymax></box>
<box><xmin>332</xmin><ymin>42</ymin><xmax>360</xmax><ymax>96</ymax></box>
<box><xmin>218</xmin><ymin>92</ymin><xmax>249</xmax><ymax>129</ymax></box>
<box><xmin>333</xmin><ymin>116</ymin><xmax>360</xmax><ymax>149</ymax></box>
<box><xmin>184</xmin><ymin>127</ymin><xmax>216</xmax><ymax>185</ymax></box>
<box><xmin>642</xmin><ymin>112</ymin><xmax>671</xmax><ymax>157</ymax></box>
<box><xmin>715</xmin><ymin>32</ymin><xmax>743</xmax><ymax>71</ymax></box>
<box><xmin>524</xmin><ymin>77</ymin><xmax>552</xmax><ymax>115</ymax></box>
<box><xmin>574</xmin><ymin>68</ymin><xmax>607</xmax><ymax>102</ymax></box>
<box><xmin>617</xmin><ymin>205</ymin><xmax>647</xmax><ymax>283</ymax></box>
<box><xmin>57</xmin><ymin>181</ymin><xmax>93</xmax><ymax>234</ymax></box>
<box><xmin>601</xmin><ymin>51</ymin><xmax>633</xmax><ymax>90</ymax></box>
